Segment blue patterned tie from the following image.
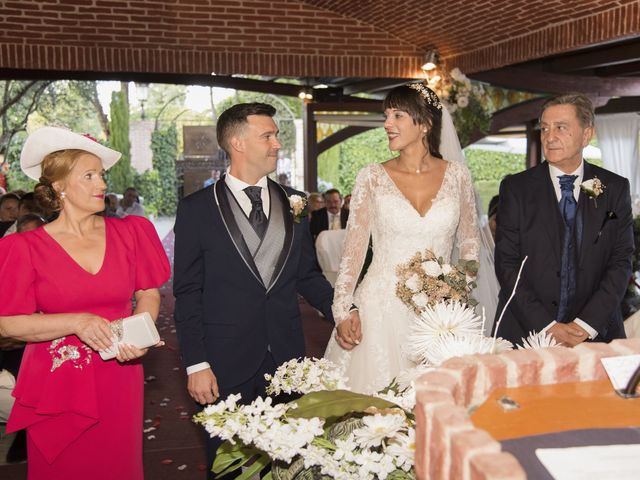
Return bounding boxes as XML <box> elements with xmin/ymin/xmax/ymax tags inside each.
<box><xmin>557</xmin><ymin>174</ymin><xmax>578</xmax><ymax>323</ymax></box>
<box><xmin>244</xmin><ymin>186</ymin><xmax>267</xmax><ymax>238</ymax></box>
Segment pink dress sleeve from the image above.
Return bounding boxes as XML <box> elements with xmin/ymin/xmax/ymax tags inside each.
<box><xmin>0</xmin><ymin>233</ymin><xmax>37</xmax><ymax>315</ymax></box>
<box><xmin>121</xmin><ymin>216</ymin><xmax>171</xmax><ymax>290</ymax></box>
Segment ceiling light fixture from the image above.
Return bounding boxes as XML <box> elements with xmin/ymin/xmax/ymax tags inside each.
<box><xmin>421</xmin><ymin>49</ymin><xmax>440</xmax><ymax>71</ymax></box>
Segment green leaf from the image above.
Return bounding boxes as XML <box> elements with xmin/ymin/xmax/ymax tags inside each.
<box><xmin>235</xmin><ymin>454</ymin><xmax>270</xmax><ymax>480</ymax></box>
<box><xmin>212</xmin><ymin>443</ymin><xmax>260</xmax><ymax>477</ymax></box>
<box><xmin>288</xmin><ymin>390</ymin><xmax>397</xmax><ymax>423</ymax></box>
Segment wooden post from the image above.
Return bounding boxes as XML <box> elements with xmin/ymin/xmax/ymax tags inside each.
<box><xmin>525</xmin><ymin>119</ymin><xmax>542</xmax><ymax>168</ymax></box>
<box><xmin>303</xmin><ymin>102</ymin><xmax>318</xmax><ymax>192</ymax></box>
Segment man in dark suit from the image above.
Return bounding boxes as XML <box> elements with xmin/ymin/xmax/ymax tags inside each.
<box><xmin>495</xmin><ymin>93</ymin><xmax>633</xmax><ymax>347</ymax></box>
<box><xmin>173</xmin><ymin>103</ymin><xmax>336</xmax><ymax>474</ymax></box>
<box><xmin>309</xmin><ymin>188</ymin><xmax>349</xmax><ymax>240</ymax></box>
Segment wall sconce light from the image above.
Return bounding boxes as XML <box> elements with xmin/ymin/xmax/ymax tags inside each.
<box><xmin>298</xmin><ymin>89</ymin><xmax>313</xmax><ymax>101</ymax></box>
<box><xmin>421</xmin><ymin>50</ymin><xmax>440</xmax><ymax>71</ymax></box>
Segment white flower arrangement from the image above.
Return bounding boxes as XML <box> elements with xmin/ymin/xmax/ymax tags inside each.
<box><xmin>288</xmin><ymin>194</ymin><xmax>308</xmax><ymax>223</ymax></box>
<box><xmin>264</xmin><ymin>357</ymin><xmax>348</xmax><ymax>395</ymax></box>
<box><xmin>429</xmin><ymin>67</ymin><xmax>492</xmax><ymax>145</ymax></box>
<box><xmin>518</xmin><ymin>330</ymin><xmax>559</xmax><ymax>350</ymax></box>
<box><xmin>195</xmin><ymin>357</ymin><xmax>418</xmax><ymax>480</ymax></box>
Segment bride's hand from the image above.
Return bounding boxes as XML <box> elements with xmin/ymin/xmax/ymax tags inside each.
<box><xmin>336</xmin><ymin>311</ymin><xmax>362</xmax><ymax>350</ymax></box>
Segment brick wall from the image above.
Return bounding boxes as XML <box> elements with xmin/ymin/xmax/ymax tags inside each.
<box><xmin>0</xmin><ymin>0</ymin><xmax>637</xmax><ymax>78</ymax></box>
<box><xmin>304</xmin><ymin>0</ymin><xmax>640</xmax><ymax>73</ymax></box>
<box><xmin>0</xmin><ymin>0</ymin><xmax>422</xmax><ymax>78</ymax></box>
<box><xmin>414</xmin><ymin>338</ymin><xmax>640</xmax><ymax>480</ymax></box>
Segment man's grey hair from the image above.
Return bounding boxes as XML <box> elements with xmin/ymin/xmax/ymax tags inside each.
<box><xmin>541</xmin><ymin>93</ymin><xmax>595</xmax><ymax>128</ymax></box>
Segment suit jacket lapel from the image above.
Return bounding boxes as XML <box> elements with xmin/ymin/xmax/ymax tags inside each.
<box><xmin>266</xmin><ymin>179</ymin><xmax>294</xmax><ymax>292</ymax></box>
<box><xmin>535</xmin><ymin>162</ymin><xmax>563</xmax><ymax>263</ymax></box>
<box><xmin>214</xmin><ymin>177</ymin><xmax>264</xmax><ymax>287</ymax></box>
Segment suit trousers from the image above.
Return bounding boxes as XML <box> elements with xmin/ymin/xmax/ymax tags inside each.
<box><xmin>202</xmin><ymin>352</ymin><xmax>282</xmax><ymax>480</ymax></box>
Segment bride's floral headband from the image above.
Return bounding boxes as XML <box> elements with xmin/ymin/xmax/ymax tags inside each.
<box><xmin>408</xmin><ymin>82</ymin><xmax>443</xmax><ymax>110</ymax></box>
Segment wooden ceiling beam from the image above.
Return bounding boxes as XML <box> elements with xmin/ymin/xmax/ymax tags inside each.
<box><xmin>544</xmin><ymin>41</ymin><xmax>640</xmax><ymax>72</ymax></box>
<box><xmin>318</xmin><ymin>126</ymin><xmax>373</xmax><ymax>154</ymax></box>
<box><xmin>471</xmin><ymin>67</ymin><xmax>640</xmax><ymax>96</ymax></box>
<box><xmin>342</xmin><ymin>78</ymin><xmax>410</xmax><ymax>95</ymax></box>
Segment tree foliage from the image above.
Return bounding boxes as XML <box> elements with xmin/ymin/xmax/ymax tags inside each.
<box><xmin>32</xmin><ymin>81</ymin><xmax>108</xmax><ymax>138</ymax></box>
<box><xmin>0</xmin><ymin>80</ymin><xmax>54</xmax><ymax>190</ymax></box>
<box><xmin>151</xmin><ymin>125</ymin><xmax>178</xmax><ymax>215</ymax></box>
<box><xmin>107</xmin><ymin>88</ymin><xmax>134</xmax><ymax>193</ymax></box>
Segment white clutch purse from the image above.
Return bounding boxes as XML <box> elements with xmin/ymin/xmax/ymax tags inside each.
<box><xmin>99</xmin><ymin>312</ymin><xmax>160</xmax><ymax>360</ymax></box>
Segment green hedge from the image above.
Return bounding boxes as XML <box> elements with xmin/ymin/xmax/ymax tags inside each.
<box><xmin>464</xmin><ymin>148</ymin><xmax>525</xmax><ymax>182</ymax></box>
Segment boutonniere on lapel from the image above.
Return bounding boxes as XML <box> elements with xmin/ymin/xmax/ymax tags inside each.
<box><xmin>288</xmin><ymin>194</ymin><xmax>308</xmax><ymax>223</ymax></box>
<box><xmin>580</xmin><ymin>176</ymin><xmax>605</xmax><ymax>208</ymax></box>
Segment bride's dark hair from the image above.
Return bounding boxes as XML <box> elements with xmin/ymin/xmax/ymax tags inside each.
<box><xmin>382</xmin><ymin>85</ymin><xmax>443</xmax><ymax>159</ymax></box>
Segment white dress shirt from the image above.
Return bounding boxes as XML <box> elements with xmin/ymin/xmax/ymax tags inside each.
<box><xmin>328</xmin><ymin>211</ymin><xmax>341</xmax><ymax>230</ymax></box>
<box><xmin>544</xmin><ymin>161</ymin><xmax>598</xmax><ymax>340</ymax></box>
<box><xmin>186</xmin><ymin>172</ymin><xmax>270</xmax><ymax>376</ymax></box>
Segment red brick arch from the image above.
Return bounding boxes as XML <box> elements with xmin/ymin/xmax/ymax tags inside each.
<box><xmin>0</xmin><ymin>0</ymin><xmax>638</xmax><ymax>78</ymax></box>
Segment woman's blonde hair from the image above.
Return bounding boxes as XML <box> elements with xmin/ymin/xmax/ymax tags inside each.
<box><xmin>33</xmin><ymin>149</ymin><xmax>88</xmax><ymax>213</ymax></box>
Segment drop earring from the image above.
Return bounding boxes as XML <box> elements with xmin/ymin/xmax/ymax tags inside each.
<box><xmin>60</xmin><ymin>192</ymin><xmax>66</xmax><ymax>198</ymax></box>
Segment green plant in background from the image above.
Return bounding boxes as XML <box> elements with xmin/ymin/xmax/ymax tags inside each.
<box><xmin>464</xmin><ymin>148</ymin><xmax>526</xmax><ymax>211</ymax></box>
<box><xmin>338</xmin><ymin>128</ymin><xmax>389</xmax><ymax>194</ymax></box>
<box><xmin>107</xmin><ymin>88</ymin><xmax>134</xmax><ymax>194</ymax></box>
<box><xmin>151</xmin><ymin>125</ymin><xmax>178</xmax><ymax>215</ymax></box>
<box><xmin>4</xmin><ymin>133</ymin><xmax>36</xmax><ymax>192</ymax></box>
<box><xmin>134</xmin><ymin>168</ymin><xmax>162</xmax><ymax>218</ymax></box>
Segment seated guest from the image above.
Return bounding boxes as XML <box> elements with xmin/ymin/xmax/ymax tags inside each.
<box><xmin>309</xmin><ymin>188</ymin><xmax>349</xmax><ymax>240</ymax></box>
<box><xmin>116</xmin><ymin>187</ymin><xmax>145</xmax><ymax>217</ymax></box>
<box><xmin>0</xmin><ymin>193</ymin><xmax>20</xmax><ymax>237</ymax></box>
<box><xmin>4</xmin><ymin>192</ymin><xmax>48</xmax><ymax>236</ymax></box>
<box><xmin>17</xmin><ymin>213</ymin><xmax>46</xmax><ymax>233</ymax></box>
<box><xmin>104</xmin><ymin>193</ymin><xmax>120</xmax><ymax>218</ymax></box>
<box><xmin>307</xmin><ymin>192</ymin><xmax>325</xmax><ymax>216</ymax></box>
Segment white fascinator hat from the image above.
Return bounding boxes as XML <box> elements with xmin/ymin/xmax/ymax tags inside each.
<box><xmin>20</xmin><ymin>126</ymin><xmax>121</xmax><ymax>180</ymax></box>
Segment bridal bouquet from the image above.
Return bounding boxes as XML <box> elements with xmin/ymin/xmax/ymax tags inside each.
<box><xmin>194</xmin><ymin>357</ymin><xmax>418</xmax><ymax>480</ymax></box>
<box><xmin>395</xmin><ymin>249</ymin><xmax>478</xmax><ymax>315</ymax></box>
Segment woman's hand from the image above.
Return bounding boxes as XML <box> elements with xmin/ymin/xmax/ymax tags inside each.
<box><xmin>335</xmin><ymin>310</ymin><xmax>362</xmax><ymax>350</ymax></box>
<box><xmin>116</xmin><ymin>340</ymin><xmax>165</xmax><ymax>363</ymax></box>
<box><xmin>73</xmin><ymin>313</ymin><xmax>114</xmax><ymax>352</ymax></box>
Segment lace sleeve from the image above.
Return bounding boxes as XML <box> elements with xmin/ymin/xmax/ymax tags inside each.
<box><xmin>455</xmin><ymin>163</ymin><xmax>480</xmax><ymax>261</ymax></box>
<box><xmin>332</xmin><ymin>165</ymin><xmax>373</xmax><ymax>323</ymax></box>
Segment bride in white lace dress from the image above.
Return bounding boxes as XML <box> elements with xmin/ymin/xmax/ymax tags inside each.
<box><xmin>324</xmin><ymin>84</ymin><xmax>480</xmax><ymax>394</ymax></box>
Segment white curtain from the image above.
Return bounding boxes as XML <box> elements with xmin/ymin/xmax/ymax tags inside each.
<box><xmin>595</xmin><ymin>113</ymin><xmax>640</xmax><ymax>199</ymax></box>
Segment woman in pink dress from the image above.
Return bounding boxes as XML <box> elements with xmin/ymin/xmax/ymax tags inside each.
<box><xmin>0</xmin><ymin>127</ymin><xmax>170</xmax><ymax>479</ymax></box>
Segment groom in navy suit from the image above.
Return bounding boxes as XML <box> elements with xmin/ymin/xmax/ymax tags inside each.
<box><xmin>495</xmin><ymin>93</ymin><xmax>633</xmax><ymax>347</ymax></box>
<box><xmin>173</xmin><ymin>103</ymin><xmax>334</xmax><ymax>473</ymax></box>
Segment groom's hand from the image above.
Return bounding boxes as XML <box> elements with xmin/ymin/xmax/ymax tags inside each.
<box><xmin>188</xmin><ymin>368</ymin><xmax>220</xmax><ymax>405</ymax></box>
<box><xmin>548</xmin><ymin>322</ymin><xmax>588</xmax><ymax>347</ymax></box>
